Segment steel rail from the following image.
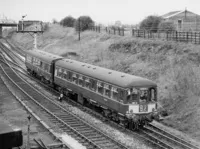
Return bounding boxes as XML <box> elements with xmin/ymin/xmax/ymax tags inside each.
<box><xmin>145</xmin><ymin>123</ymin><xmax>199</xmax><ymax>149</ymax></box>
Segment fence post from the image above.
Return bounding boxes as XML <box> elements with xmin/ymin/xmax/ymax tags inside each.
<box><xmin>176</xmin><ymin>31</ymin><xmax>178</xmax><ymax>41</ymax></box>
<box><xmin>187</xmin><ymin>32</ymin><xmax>189</xmax><ymax>42</ymax></box>
<box><xmin>166</xmin><ymin>31</ymin><xmax>168</xmax><ymax>40</ymax></box>
<box><xmin>195</xmin><ymin>32</ymin><xmax>197</xmax><ymax>44</ymax></box>
<box><xmin>123</xmin><ymin>28</ymin><xmax>124</xmax><ymax>36</ymax></box>
<box><xmin>99</xmin><ymin>26</ymin><xmax>100</xmax><ymax>33</ymax></box>
<box><xmin>144</xmin><ymin>30</ymin><xmax>145</xmax><ymax>38</ymax></box>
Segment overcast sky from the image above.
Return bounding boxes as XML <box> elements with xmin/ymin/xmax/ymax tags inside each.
<box><xmin>0</xmin><ymin>0</ymin><xmax>200</xmax><ymax>25</ymax></box>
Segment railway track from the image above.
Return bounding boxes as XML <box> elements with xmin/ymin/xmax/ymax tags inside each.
<box><xmin>142</xmin><ymin>123</ymin><xmax>199</xmax><ymax>149</ymax></box>
<box><xmin>1</xmin><ymin>39</ymin><xmax>200</xmax><ymax>149</ymax></box>
<box><xmin>0</xmin><ymin>55</ymin><xmax>128</xmax><ymax>149</ymax></box>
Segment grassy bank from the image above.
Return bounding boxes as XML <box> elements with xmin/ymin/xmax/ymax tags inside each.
<box><xmin>8</xmin><ymin>24</ymin><xmax>200</xmax><ymax>140</ymax></box>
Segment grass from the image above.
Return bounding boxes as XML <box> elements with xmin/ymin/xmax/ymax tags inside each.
<box><xmin>7</xmin><ymin>24</ymin><xmax>200</xmax><ymax>141</ymax></box>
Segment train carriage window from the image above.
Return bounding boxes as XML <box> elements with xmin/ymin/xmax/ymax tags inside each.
<box><xmin>118</xmin><ymin>88</ymin><xmax>125</xmax><ymax>103</ymax></box>
<box><xmin>97</xmin><ymin>81</ymin><xmax>104</xmax><ymax>94</ymax></box>
<box><xmin>68</xmin><ymin>71</ymin><xmax>72</xmax><ymax>81</ymax></box>
<box><xmin>57</xmin><ymin>68</ymin><xmax>62</xmax><ymax>77</ymax></box>
<box><xmin>90</xmin><ymin>79</ymin><xmax>96</xmax><ymax>91</ymax></box>
<box><xmin>55</xmin><ymin>68</ymin><xmax>58</xmax><ymax>76</ymax></box>
<box><xmin>85</xmin><ymin>78</ymin><xmax>90</xmax><ymax>88</ymax></box>
<box><xmin>72</xmin><ymin>73</ymin><xmax>78</xmax><ymax>84</ymax></box>
<box><xmin>44</xmin><ymin>63</ymin><xmax>50</xmax><ymax>72</ymax></box>
<box><xmin>33</xmin><ymin>58</ymin><xmax>40</xmax><ymax>67</ymax></box>
<box><xmin>112</xmin><ymin>87</ymin><xmax>118</xmax><ymax>100</ymax></box>
<box><xmin>40</xmin><ymin>61</ymin><xmax>43</xmax><ymax>68</ymax></box>
<box><xmin>63</xmin><ymin>70</ymin><xmax>68</xmax><ymax>80</ymax></box>
<box><xmin>78</xmin><ymin>75</ymin><xmax>84</xmax><ymax>86</ymax></box>
<box><xmin>104</xmin><ymin>84</ymin><xmax>111</xmax><ymax>98</ymax></box>
<box><xmin>26</xmin><ymin>55</ymin><xmax>32</xmax><ymax>63</ymax></box>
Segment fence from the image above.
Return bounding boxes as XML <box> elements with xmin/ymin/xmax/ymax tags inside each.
<box><xmin>132</xmin><ymin>29</ymin><xmax>200</xmax><ymax>44</ymax></box>
<box><xmin>90</xmin><ymin>26</ymin><xmax>200</xmax><ymax>44</ymax></box>
<box><xmin>90</xmin><ymin>26</ymin><xmax>125</xmax><ymax>36</ymax></box>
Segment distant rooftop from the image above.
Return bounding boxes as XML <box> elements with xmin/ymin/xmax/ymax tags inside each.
<box><xmin>161</xmin><ymin>10</ymin><xmax>200</xmax><ymax>19</ymax></box>
<box><xmin>161</xmin><ymin>10</ymin><xmax>184</xmax><ymax>19</ymax></box>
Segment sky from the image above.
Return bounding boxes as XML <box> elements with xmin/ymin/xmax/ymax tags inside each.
<box><xmin>0</xmin><ymin>0</ymin><xmax>200</xmax><ymax>25</ymax></box>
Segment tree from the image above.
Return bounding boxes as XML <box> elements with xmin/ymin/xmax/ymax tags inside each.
<box><xmin>74</xmin><ymin>16</ymin><xmax>94</xmax><ymax>31</ymax></box>
<box><xmin>158</xmin><ymin>21</ymin><xmax>176</xmax><ymax>32</ymax></box>
<box><xmin>52</xmin><ymin>18</ymin><xmax>58</xmax><ymax>24</ymax></box>
<box><xmin>60</xmin><ymin>16</ymin><xmax>76</xmax><ymax>27</ymax></box>
<box><xmin>140</xmin><ymin>15</ymin><xmax>162</xmax><ymax>32</ymax></box>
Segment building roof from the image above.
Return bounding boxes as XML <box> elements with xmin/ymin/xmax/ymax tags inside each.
<box><xmin>161</xmin><ymin>10</ymin><xmax>184</xmax><ymax>19</ymax></box>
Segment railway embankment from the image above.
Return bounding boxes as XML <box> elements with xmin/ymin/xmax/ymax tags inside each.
<box><xmin>7</xmin><ymin>24</ymin><xmax>200</xmax><ymax>142</ymax></box>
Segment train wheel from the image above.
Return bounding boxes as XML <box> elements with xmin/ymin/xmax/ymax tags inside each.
<box><xmin>129</xmin><ymin>121</ymin><xmax>138</xmax><ymax>131</ymax></box>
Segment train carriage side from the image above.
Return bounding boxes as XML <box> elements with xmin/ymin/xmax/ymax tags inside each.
<box><xmin>25</xmin><ymin>50</ymin><xmax>62</xmax><ymax>84</ymax></box>
<box><xmin>54</xmin><ymin>59</ymin><xmax>157</xmax><ymax>123</ymax></box>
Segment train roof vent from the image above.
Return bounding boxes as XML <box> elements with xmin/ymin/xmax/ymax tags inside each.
<box><xmin>70</xmin><ymin>61</ymin><xmax>73</xmax><ymax>63</ymax></box>
<box><xmin>121</xmin><ymin>75</ymin><xmax>125</xmax><ymax>77</ymax></box>
<box><xmin>108</xmin><ymin>72</ymin><xmax>112</xmax><ymax>74</ymax></box>
<box><xmin>82</xmin><ymin>64</ymin><xmax>85</xmax><ymax>67</ymax></box>
<box><xmin>93</xmin><ymin>67</ymin><xmax>96</xmax><ymax>70</ymax></box>
<box><xmin>88</xmin><ymin>66</ymin><xmax>91</xmax><ymax>68</ymax></box>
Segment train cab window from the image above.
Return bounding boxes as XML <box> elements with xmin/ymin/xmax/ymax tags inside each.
<box><xmin>104</xmin><ymin>84</ymin><xmax>111</xmax><ymax>98</ymax></box>
<box><xmin>72</xmin><ymin>73</ymin><xmax>78</xmax><ymax>84</ymax></box>
<box><xmin>78</xmin><ymin>75</ymin><xmax>84</xmax><ymax>86</ymax></box>
<box><xmin>97</xmin><ymin>81</ymin><xmax>104</xmax><ymax>94</ymax></box>
<box><xmin>150</xmin><ymin>88</ymin><xmax>156</xmax><ymax>102</ymax></box>
<box><xmin>85</xmin><ymin>78</ymin><xmax>90</xmax><ymax>88</ymax></box>
<box><xmin>112</xmin><ymin>87</ymin><xmax>118</xmax><ymax>100</ymax></box>
<box><xmin>127</xmin><ymin>88</ymin><xmax>139</xmax><ymax>104</ymax></box>
<box><xmin>90</xmin><ymin>79</ymin><xmax>96</xmax><ymax>91</ymax></box>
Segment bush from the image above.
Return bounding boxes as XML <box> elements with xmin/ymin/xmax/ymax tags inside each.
<box><xmin>42</xmin><ymin>23</ymin><xmax>49</xmax><ymax>32</ymax></box>
<box><xmin>140</xmin><ymin>15</ymin><xmax>162</xmax><ymax>32</ymax></box>
<box><xmin>60</xmin><ymin>16</ymin><xmax>76</xmax><ymax>27</ymax></box>
<box><xmin>74</xmin><ymin>16</ymin><xmax>94</xmax><ymax>31</ymax></box>
<box><xmin>158</xmin><ymin>21</ymin><xmax>176</xmax><ymax>32</ymax></box>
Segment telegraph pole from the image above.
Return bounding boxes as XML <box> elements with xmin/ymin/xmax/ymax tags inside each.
<box><xmin>78</xmin><ymin>18</ymin><xmax>81</xmax><ymax>41</ymax></box>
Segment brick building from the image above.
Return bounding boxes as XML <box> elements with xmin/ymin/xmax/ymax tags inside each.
<box><xmin>162</xmin><ymin>10</ymin><xmax>200</xmax><ymax>32</ymax></box>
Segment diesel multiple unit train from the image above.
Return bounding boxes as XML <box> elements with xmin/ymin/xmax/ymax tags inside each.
<box><xmin>25</xmin><ymin>49</ymin><xmax>158</xmax><ymax>130</ymax></box>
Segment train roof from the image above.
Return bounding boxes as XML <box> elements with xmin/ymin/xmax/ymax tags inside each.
<box><xmin>56</xmin><ymin>59</ymin><xmax>157</xmax><ymax>88</ymax></box>
<box><xmin>25</xmin><ymin>49</ymin><xmax>62</xmax><ymax>63</ymax></box>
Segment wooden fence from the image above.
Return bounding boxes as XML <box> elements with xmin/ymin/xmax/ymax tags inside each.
<box><xmin>132</xmin><ymin>30</ymin><xmax>200</xmax><ymax>44</ymax></box>
<box><xmin>90</xmin><ymin>26</ymin><xmax>200</xmax><ymax>44</ymax></box>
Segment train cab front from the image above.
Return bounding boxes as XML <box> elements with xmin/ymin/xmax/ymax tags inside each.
<box><xmin>125</xmin><ymin>87</ymin><xmax>159</xmax><ymax>129</ymax></box>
